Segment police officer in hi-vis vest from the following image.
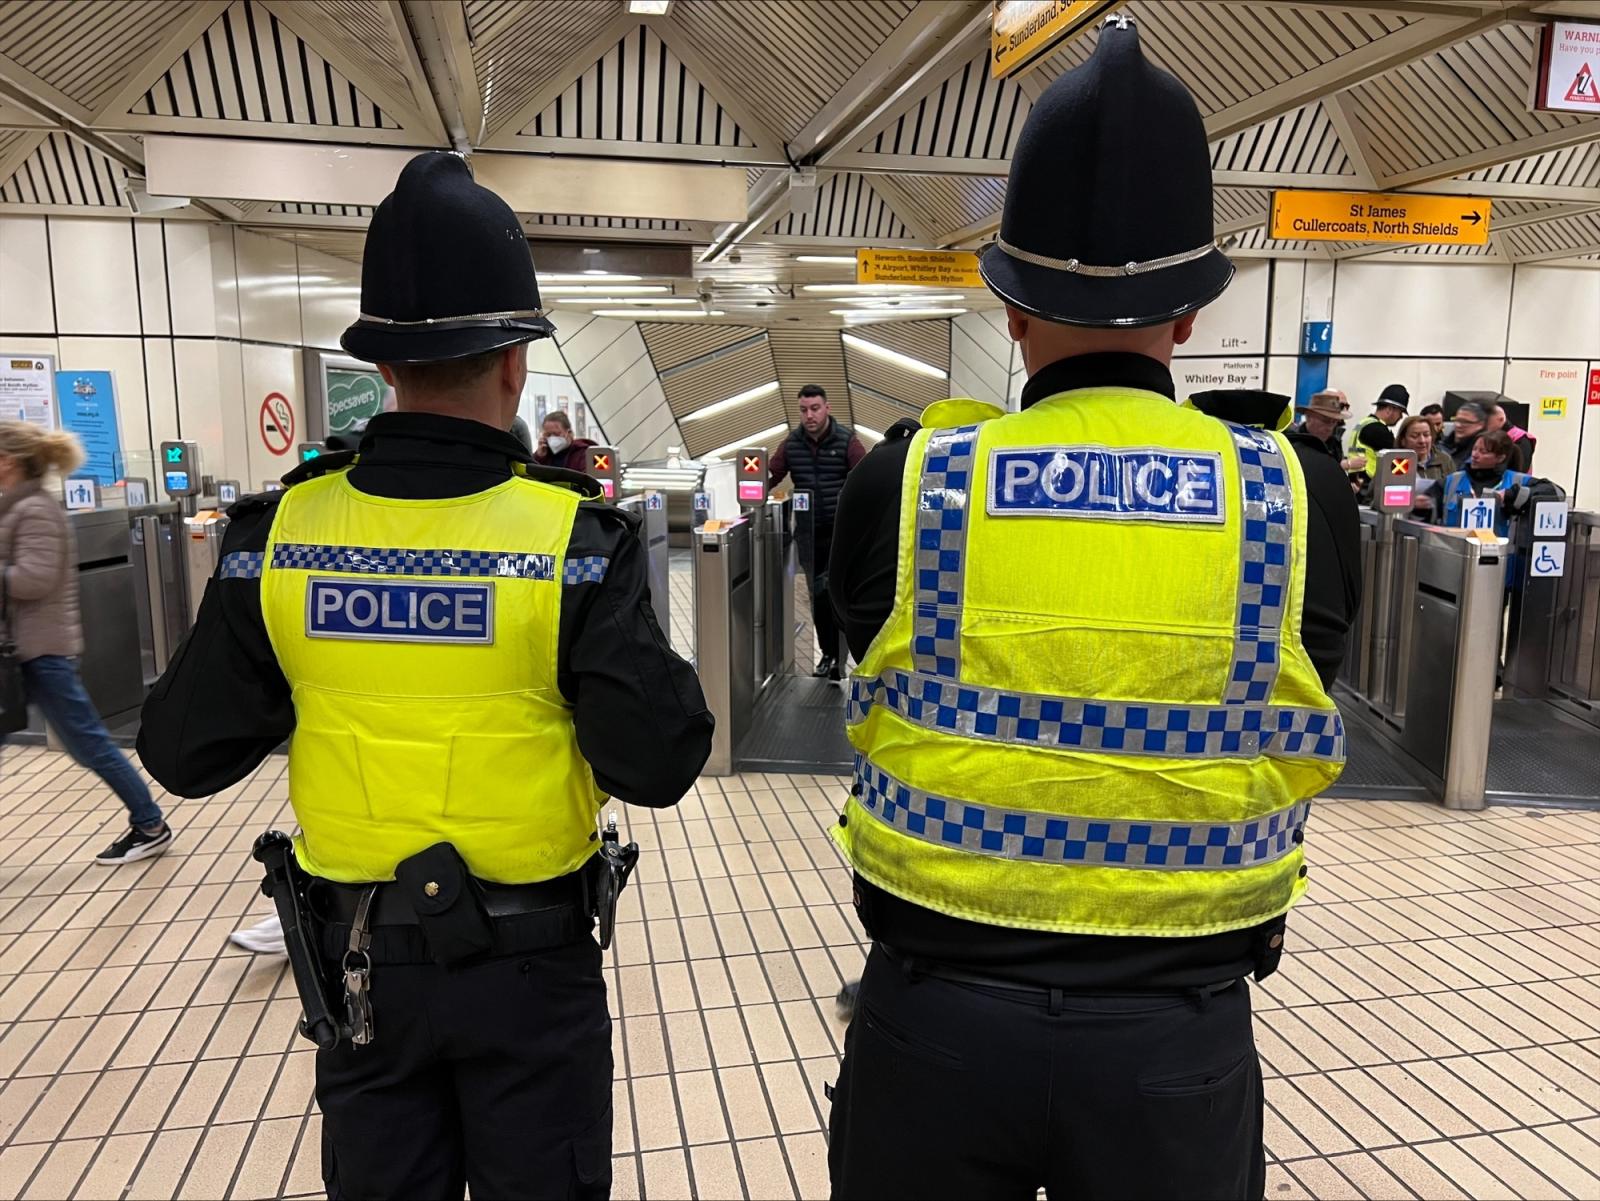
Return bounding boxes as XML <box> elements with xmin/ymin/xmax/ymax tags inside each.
<box><xmin>138</xmin><ymin>152</ymin><xmax>712</xmax><ymax>1199</ymax></box>
<box><xmin>825</xmin><ymin>17</ymin><xmax>1359</xmax><ymax>1200</ymax></box>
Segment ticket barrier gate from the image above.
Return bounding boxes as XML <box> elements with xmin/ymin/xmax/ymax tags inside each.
<box><xmin>751</xmin><ymin>496</ymin><xmax>797</xmax><ymax>685</ymax></box>
<box><xmin>695</xmin><ymin>517</ymin><xmax>756</xmax><ymax>775</ymax></box>
<box><xmin>1336</xmin><ymin>512</ymin><xmax>1506</xmax><ymax>809</ymax></box>
<box><xmin>128</xmin><ymin>501</ymin><xmax>190</xmax><ymax>685</ymax></box>
<box><xmin>1550</xmin><ymin>511</ymin><xmax>1600</xmax><ymax>730</ymax></box>
<box><xmin>616</xmin><ymin>491</ymin><xmax>671</xmax><ymax>642</ymax></box>
<box><xmin>182</xmin><ymin>510</ymin><xmax>229</xmax><ymax>623</ymax></box>
<box><xmin>68</xmin><ymin>510</ymin><xmax>147</xmax><ymax>728</ymax></box>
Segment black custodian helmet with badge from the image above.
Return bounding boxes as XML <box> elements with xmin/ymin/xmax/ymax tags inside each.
<box><xmin>341</xmin><ymin>152</ymin><xmax>554</xmax><ymax>364</ymax></box>
<box><xmin>979</xmin><ymin>15</ymin><xmax>1234</xmax><ymax>328</ymax></box>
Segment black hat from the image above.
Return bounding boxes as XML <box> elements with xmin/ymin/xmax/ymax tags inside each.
<box><xmin>979</xmin><ymin>16</ymin><xmax>1233</xmax><ymax>328</ymax></box>
<box><xmin>341</xmin><ymin>152</ymin><xmax>554</xmax><ymax>364</ymax></box>
<box><xmin>1376</xmin><ymin>384</ymin><xmax>1410</xmax><ymax>412</ymax></box>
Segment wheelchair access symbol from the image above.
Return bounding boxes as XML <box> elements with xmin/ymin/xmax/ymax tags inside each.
<box><xmin>1531</xmin><ymin>541</ymin><xmax>1566</xmax><ymax>579</ymax></box>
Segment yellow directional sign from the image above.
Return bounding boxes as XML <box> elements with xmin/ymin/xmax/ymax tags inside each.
<box><xmin>857</xmin><ymin>248</ymin><xmax>983</xmax><ymax>288</ymax></box>
<box><xmin>991</xmin><ymin>0</ymin><xmax>1119</xmax><ymax>80</ymax></box>
<box><xmin>1270</xmin><ymin>190</ymin><xmax>1492</xmax><ymax>245</ymax></box>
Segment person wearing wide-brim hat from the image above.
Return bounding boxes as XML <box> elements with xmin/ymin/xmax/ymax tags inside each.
<box><xmin>824</xmin><ymin>16</ymin><xmax>1360</xmax><ymax>1199</ymax></box>
<box><xmin>137</xmin><ymin>150</ymin><xmax>713</xmax><ymax>1199</ymax></box>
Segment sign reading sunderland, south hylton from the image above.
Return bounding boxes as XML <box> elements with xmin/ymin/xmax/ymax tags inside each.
<box><xmin>1270</xmin><ymin>190</ymin><xmax>1492</xmax><ymax>246</ymax></box>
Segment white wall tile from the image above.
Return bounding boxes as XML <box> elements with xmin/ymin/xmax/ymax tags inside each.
<box><xmin>1507</xmin><ymin>265</ymin><xmax>1600</xmax><ymax>360</ymax></box>
<box><xmin>1187</xmin><ymin>259</ymin><xmax>1269</xmax><ymax>355</ymax></box>
<box><xmin>1325</xmin><ymin>355</ymin><xmax>1503</xmax><ymax>413</ymax></box>
<box><xmin>557</xmin><ymin>314</ymin><xmax>632</xmax><ymax>374</ymax></box>
<box><xmin>164</xmin><ymin>222</ymin><xmax>219</xmax><ymax>337</ymax></box>
<box><xmin>141</xmin><ymin>339</ymin><xmax>180</xmax><ymax>465</ymax></box>
<box><xmin>49</xmin><ymin>217</ymin><xmax>140</xmax><ymax>335</ymax></box>
<box><xmin>0</xmin><ymin>216</ymin><xmax>54</xmax><ymax>335</ymax></box>
<box><xmin>172</xmin><ymin>339</ymin><xmax>233</xmax><ymax>481</ymax></box>
<box><xmin>233</xmin><ymin>229</ymin><xmax>302</xmax><ymax>346</ymax></box>
<box><xmin>1331</xmin><ymin>261</ymin><xmax>1512</xmax><ymax>357</ymax></box>
<box><xmin>295</xmin><ymin>246</ymin><xmax>361</xmax><ymax>351</ymax></box>
<box><xmin>1268</xmin><ymin>259</ymin><xmax>1305</xmax><ymax>356</ymax></box>
<box><xmin>1266</xmin><ymin>355</ymin><xmax>1299</xmax><ymax>398</ymax></box>
<box><xmin>239</xmin><ymin>342</ymin><xmax>304</xmax><ymax>487</ymax></box>
<box><xmin>1502</xmin><ymin>359</ymin><xmax>1589</xmax><ymax>495</ymax></box>
<box><xmin>949</xmin><ymin>312</ymin><xmax>1010</xmax><ymax>406</ymax></box>
<box><xmin>209</xmin><ymin>227</ymin><xmax>241</xmax><ymax>340</ymax></box>
<box><xmin>134</xmin><ymin>221</ymin><xmax>171</xmax><ymax>335</ymax></box>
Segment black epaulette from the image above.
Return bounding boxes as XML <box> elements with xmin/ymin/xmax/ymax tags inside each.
<box><xmin>281</xmin><ymin>449</ymin><xmax>357</xmax><ymax>487</ymax></box>
<box><xmin>224</xmin><ymin>490</ymin><xmax>284</xmax><ymax>521</ymax></box>
<box><xmin>511</xmin><ymin>460</ymin><xmax>606</xmax><ymax>500</ymax></box>
<box><xmin>885</xmin><ymin>417</ymin><xmax>921</xmax><ymax>442</ymax></box>
<box><xmin>578</xmin><ymin>499</ymin><xmax>642</xmax><ymax>533</ymax></box>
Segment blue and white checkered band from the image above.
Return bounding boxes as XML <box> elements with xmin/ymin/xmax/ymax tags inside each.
<box><xmin>270</xmin><ymin>544</ymin><xmax>556</xmax><ymax>580</ymax></box>
<box><xmin>562</xmin><ymin>555</ymin><xmax>610</xmax><ymax>585</ymax></box>
<box><xmin>912</xmin><ymin>425</ymin><xmax>980</xmax><ymax>678</ymax></box>
<box><xmin>1225</xmin><ymin>425</ymin><xmax>1292</xmax><ymax>705</ymax></box>
<box><xmin>219</xmin><ymin>551</ymin><xmax>265</xmax><ymax>579</ymax></box>
<box><xmin>847</xmin><ymin>671</ymin><xmax>1344</xmax><ymax>762</ymax></box>
<box><xmin>853</xmin><ymin>756</ymin><xmax>1309</xmax><ymax>869</ymax></box>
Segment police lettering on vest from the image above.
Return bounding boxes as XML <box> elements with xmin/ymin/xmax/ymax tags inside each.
<box><xmin>990</xmin><ymin>447</ymin><xmax>1224</xmax><ymax>522</ymax></box>
<box><xmin>307</xmin><ymin>578</ymin><xmax>495</xmax><ymax>644</ymax></box>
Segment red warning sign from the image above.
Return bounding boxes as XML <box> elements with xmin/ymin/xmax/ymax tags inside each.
<box><xmin>1588</xmin><ymin>368</ymin><xmax>1600</xmax><ymax>406</ymax></box>
<box><xmin>1567</xmin><ymin>62</ymin><xmax>1599</xmax><ymax>104</ymax></box>
<box><xmin>259</xmin><ymin>392</ymin><xmax>294</xmax><ymax>456</ymax></box>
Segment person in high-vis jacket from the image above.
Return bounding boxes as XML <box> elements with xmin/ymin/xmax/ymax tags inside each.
<box><xmin>138</xmin><ymin>153</ymin><xmax>713</xmax><ymax>1200</ymax></box>
<box><xmin>825</xmin><ymin>18</ymin><xmax>1359</xmax><ymax>1201</ymax></box>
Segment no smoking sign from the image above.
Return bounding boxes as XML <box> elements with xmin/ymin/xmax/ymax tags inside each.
<box><xmin>259</xmin><ymin>392</ymin><xmax>295</xmax><ymax>456</ymax></box>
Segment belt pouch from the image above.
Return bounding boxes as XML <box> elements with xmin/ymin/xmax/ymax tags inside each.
<box><xmin>393</xmin><ymin>843</ymin><xmax>495</xmax><ymax>966</ymax></box>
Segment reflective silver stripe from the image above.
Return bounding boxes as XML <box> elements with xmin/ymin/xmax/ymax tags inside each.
<box><xmin>847</xmin><ymin>670</ymin><xmax>1345</xmax><ymax>762</ymax></box>
<box><xmin>354</xmin><ymin>308</ymin><xmax>548</xmax><ymax>327</ymax></box>
<box><xmin>993</xmin><ymin>237</ymin><xmax>1217</xmax><ymax>277</ymax></box>
<box><xmin>1225</xmin><ymin>425</ymin><xmax>1292</xmax><ymax>705</ymax></box>
<box><xmin>853</xmin><ymin>755</ymin><xmax>1309</xmax><ymax>870</ymax></box>
<box><xmin>911</xmin><ymin>425</ymin><xmax>981</xmax><ymax>678</ymax></box>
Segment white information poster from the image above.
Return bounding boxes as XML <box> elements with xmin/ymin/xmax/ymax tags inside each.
<box><xmin>0</xmin><ymin>354</ymin><xmax>59</xmax><ymax>428</ymax></box>
<box><xmin>1171</xmin><ymin>358</ymin><xmax>1266</xmax><ymax>399</ymax></box>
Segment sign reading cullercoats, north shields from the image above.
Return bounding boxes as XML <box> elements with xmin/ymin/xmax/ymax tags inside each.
<box><xmin>1270</xmin><ymin>190</ymin><xmax>1491</xmax><ymax>246</ymax></box>
<box><xmin>990</xmin><ymin>1</ymin><xmax>1120</xmax><ymax>79</ymax></box>
<box><xmin>856</xmin><ymin>249</ymin><xmax>982</xmax><ymax>289</ymax></box>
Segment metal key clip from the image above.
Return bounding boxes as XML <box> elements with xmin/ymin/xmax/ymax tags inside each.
<box><xmin>342</xmin><ymin>885</ymin><xmax>378</xmax><ymax>1047</ymax></box>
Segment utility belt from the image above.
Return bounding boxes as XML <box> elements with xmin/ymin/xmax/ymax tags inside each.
<box><xmin>253</xmin><ymin>818</ymin><xmax>639</xmax><ymax>1051</ymax></box>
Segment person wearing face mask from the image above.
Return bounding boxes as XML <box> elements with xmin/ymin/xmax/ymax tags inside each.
<box><xmin>534</xmin><ymin>409</ymin><xmax>596</xmax><ymax>472</ymax></box>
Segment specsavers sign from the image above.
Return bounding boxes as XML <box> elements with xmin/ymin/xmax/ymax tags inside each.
<box><xmin>324</xmin><ymin>367</ymin><xmax>388</xmax><ymax>435</ymax></box>
<box><xmin>1270</xmin><ymin>190</ymin><xmax>1491</xmax><ymax>245</ymax></box>
<box><xmin>991</xmin><ymin>1</ymin><xmax>1118</xmax><ymax>79</ymax></box>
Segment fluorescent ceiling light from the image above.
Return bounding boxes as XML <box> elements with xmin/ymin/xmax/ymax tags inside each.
<box><xmin>703</xmin><ymin>423</ymin><xmax>789</xmax><ymax>461</ymax></box>
<box><xmin>538</xmin><ymin>273</ymin><xmax>642</xmax><ymax>283</ymax></box>
<box><xmin>592</xmin><ymin>309</ymin><xmax>725</xmax><ymax>318</ymax></box>
<box><xmin>565</xmin><ymin>297</ymin><xmax>700</xmax><ymax>306</ymax></box>
<box><xmin>795</xmin><ymin>255</ymin><xmax>857</xmax><ymax>264</ymax></box>
<box><xmin>628</xmin><ymin>0</ymin><xmax>671</xmax><ymax>13</ymax></box>
<box><xmin>842</xmin><ymin>332</ymin><xmax>950</xmax><ymax>379</ymax></box>
<box><xmin>543</xmin><ymin>285</ymin><xmax>670</xmax><ymax>295</ymax></box>
<box><xmin>681</xmin><ymin>381</ymin><xmax>780</xmax><ymax>424</ymax></box>
<box><xmin>803</xmin><ymin>283</ymin><xmax>948</xmax><ymax>293</ymax></box>
<box><xmin>856</xmin><ymin>426</ymin><xmax>885</xmax><ymax>443</ymax></box>
<box><xmin>834</xmin><ymin>308</ymin><xmax>967</xmax><ymax>321</ymax></box>
<box><xmin>842</xmin><ymin>293</ymin><xmax>964</xmax><ymax>305</ymax></box>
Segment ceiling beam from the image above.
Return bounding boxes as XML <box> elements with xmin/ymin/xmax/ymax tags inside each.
<box><xmin>1505</xmin><ymin>239</ymin><xmax>1600</xmax><ymax>264</ymax></box>
<box><xmin>1401</xmin><ymin>177</ymin><xmax>1600</xmax><ymax>202</ymax></box>
<box><xmin>701</xmin><ymin>168</ymin><xmax>791</xmax><ymax>263</ymax></box>
<box><xmin>481</xmin><ymin>9</ymin><xmax>641</xmax><ymax>146</ymax></box>
<box><xmin>865</xmin><ymin>173</ymin><xmax>942</xmax><ymax>245</ymax></box>
<box><xmin>1381</xmin><ymin>123</ymin><xmax>1600</xmax><ymax>190</ymax></box>
<box><xmin>788</xmin><ymin>1</ymin><xmax>990</xmax><ymax>165</ymax></box>
<box><xmin>1320</xmin><ymin>94</ymin><xmax>1378</xmax><ymax>190</ymax></box>
<box><xmin>1202</xmin><ymin>8</ymin><xmax>1523</xmax><ymax>141</ymax></box>
<box><xmin>390</xmin><ymin>1</ymin><xmax>458</xmax><ymax>146</ymax></box>
<box><xmin>0</xmin><ymin>130</ymin><xmax>44</xmax><ymax>188</ymax></box>
<box><xmin>651</xmin><ymin>17</ymin><xmax>788</xmax><ymax>159</ymax></box>
<box><xmin>87</xmin><ymin>1</ymin><xmax>230</xmax><ymax>125</ymax></box>
<box><xmin>1491</xmin><ymin>202</ymin><xmax>1600</xmax><ymax>230</ymax></box>
<box><xmin>1242</xmin><ymin>1</ymin><xmax>1503</xmax><ymax>17</ymax></box>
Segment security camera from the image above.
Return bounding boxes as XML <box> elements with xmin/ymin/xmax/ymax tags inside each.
<box><xmin>729</xmin><ymin>249</ymin><xmax>743</xmax><ymax>264</ymax></box>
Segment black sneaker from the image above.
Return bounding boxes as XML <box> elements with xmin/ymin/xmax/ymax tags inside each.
<box><xmin>813</xmin><ymin>655</ymin><xmax>837</xmax><ymax>679</ymax></box>
<box><xmin>95</xmin><ymin>823</ymin><xmax>174</xmax><ymax>865</ymax></box>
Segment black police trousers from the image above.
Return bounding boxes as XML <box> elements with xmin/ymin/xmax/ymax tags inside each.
<box><xmin>803</xmin><ymin>523</ymin><xmax>844</xmax><ymax>664</ymax></box>
<box><xmin>316</xmin><ymin>938</ymin><xmax>612</xmax><ymax>1200</ymax></box>
<box><xmin>828</xmin><ymin>945</ymin><xmax>1265</xmax><ymax>1201</ymax></box>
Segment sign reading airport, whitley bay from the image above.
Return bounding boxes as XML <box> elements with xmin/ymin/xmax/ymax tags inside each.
<box><xmin>1270</xmin><ymin>190</ymin><xmax>1492</xmax><ymax>246</ymax></box>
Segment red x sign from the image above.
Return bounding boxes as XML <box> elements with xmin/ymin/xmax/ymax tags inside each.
<box><xmin>1391</xmin><ymin>458</ymin><xmax>1411</xmax><ymax>475</ymax></box>
<box><xmin>591</xmin><ymin>452</ymin><xmax>611</xmax><ymax>472</ymax></box>
<box><xmin>742</xmin><ymin>455</ymin><xmax>762</xmax><ymax>474</ymax></box>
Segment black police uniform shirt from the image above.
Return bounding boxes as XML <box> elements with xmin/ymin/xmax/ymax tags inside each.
<box><xmin>828</xmin><ymin>352</ymin><xmax>1363</xmax><ymax>989</ymax></box>
<box><xmin>138</xmin><ymin>411</ymin><xmax>713</xmax><ymax>812</ymax></box>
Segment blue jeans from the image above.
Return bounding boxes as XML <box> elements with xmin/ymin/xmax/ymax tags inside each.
<box><xmin>18</xmin><ymin>655</ymin><xmax>163</xmax><ymax>828</ymax></box>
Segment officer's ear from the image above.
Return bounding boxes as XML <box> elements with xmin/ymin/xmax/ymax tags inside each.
<box><xmin>1173</xmin><ymin>312</ymin><xmax>1199</xmax><ymax>347</ymax></box>
<box><xmin>1005</xmin><ymin>305</ymin><xmax>1029</xmax><ymax>345</ymax></box>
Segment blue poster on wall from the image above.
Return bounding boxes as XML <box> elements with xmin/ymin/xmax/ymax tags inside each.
<box><xmin>55</xmin><ymin>371</ymin><xmax>122</xmax><ymax>485</ymax></box>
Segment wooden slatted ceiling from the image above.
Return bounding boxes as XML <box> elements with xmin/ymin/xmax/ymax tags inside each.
<box><xmin>1209</xmin><ymin>103</ymin><xmax>1354</xmax><ymax>177</ymax></box>
<box><xmin>848</xmin><ymin>385</ymin><xmax>923</xmax><ymax>439</ymax></box>
<box><xmin>0</xmin><ymin>133</ymin><xmax>128</xmax><ymax>208</ymax></box>
<box><xmin>850</xmin><ymin>320</ymin><xmax>950</xmax><ymax>372</ymax></box>
<box><xmin>767</xmin><ymin>173</ymin><xmax>909</xmax><ymax>240</ymax></box>
<box><xmin>1041</xmin><ymin>2</ymin><xmax>1414</xmax><ymax>119</ymax></box>
<box><xmin>657</xmin><ymin>337</ymin><xmax>776</xmax><ymax>418</ymax></box>
<box><xmin>843</xmin><ymin>342</ymin><xmax>946</xmax><ymax>414</ymax></box>
<box><xmin>0</xmin><ymin>0</ymin><xmax>199</xmax><ymax>117</ymax></box>
<box><xmin>523</xmin><ymin>25</ymin><xmax>752</xmax><ymax>148</ymax></box>
<box><xmin>1231</xmin><ymin>228</ymin><xmax>1323</xmax><ymax>255</ymax></box>
<box><xmin>131</xmin><ymin>1</ymin><xmax>396</xmax><ymax>129</ymax></box>
<box><xmin>639</xmin><ymin>323</ymin><xmax>763</xmax><ymax>374</ymax></box>
<box><xmin>275</xmin><ymin>1</ymin><xmax>416</xmax><ymax>115</ymax></box>
<box><xmin>887</xmin><ymin>175</ymin><xmax>1006</xmax><ymax>239</ymax></box>
<box><xmin>469</xmin><ymin>0</ymin><xmax>620</xmax><ymax>138</ymax></box>
<box><xmin>769</xmin><ymin>328</ymin><xmax>850</xmax><ymax>427</ymax></box>
<box><xmin>857</xmin><ymin>51</ymin><xmax>1031</xmax><ymax>162</ymax></box>
<box><xmin>1348</xmin><ymin>25</ymin><xmax>1597</xmax><ymax>182</ymax></box>
<box><xmin>1214</xmin><ymin>187</ymin><xmax>1269</xmax><ymax>229</ymax></box>
<box><xmin>667</xmin><ymin>0</ymin><xmax>918</xmax><ymax>141</ymax></box>
<box><xmin>1464</xmin><ymin>143</ymin><xmax>1600</xmax><ymax>190</ymax></box>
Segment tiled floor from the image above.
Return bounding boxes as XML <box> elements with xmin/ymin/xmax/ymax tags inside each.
<box><xmin>3</xmin><ymin>748</ymin><xmax>1600</xmax><ymax>1199</ymax></box>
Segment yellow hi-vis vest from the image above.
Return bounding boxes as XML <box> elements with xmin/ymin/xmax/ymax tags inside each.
<box><xmin>255</xmin><ymin>466</ymin><xmax>605</xmax><ymax>884</ymax></box>
<box><xmin>836</xmin><ymin>386</ymin><xmax>1346</xmax><ymax>937</ymax></box>
<box><xmin>1349</xmin><ymin>414</ymin><xmax>1385</xmax><ymax>477</ymax></box>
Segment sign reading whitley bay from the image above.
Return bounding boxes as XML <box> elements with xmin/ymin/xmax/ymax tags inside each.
<box><xmin>1270</xmin><ymin>190</ymin><xmax>1491</xmax><ymax>246</ymax></box>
